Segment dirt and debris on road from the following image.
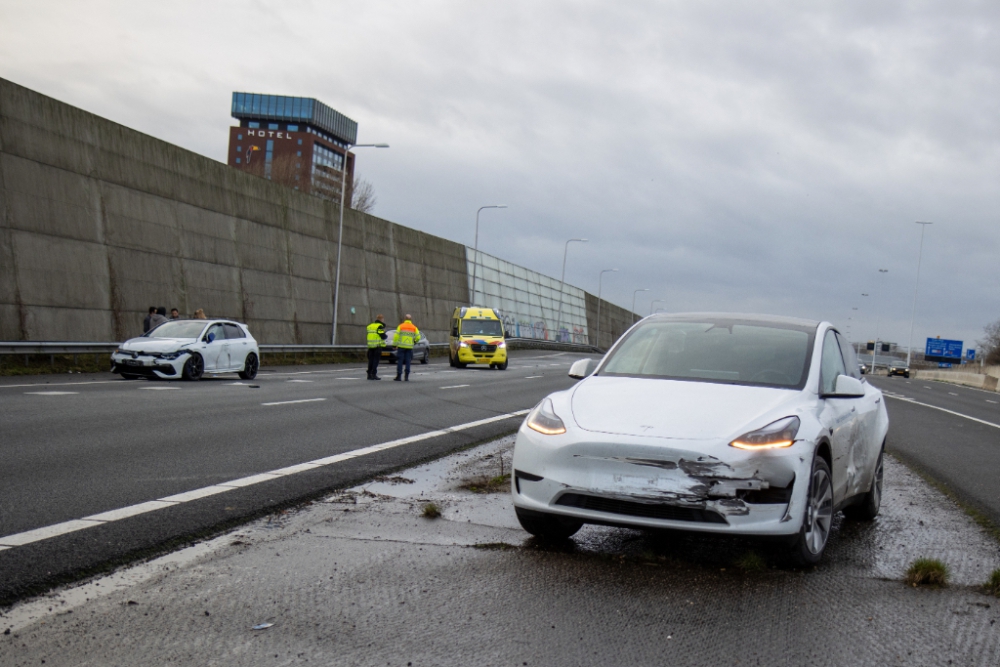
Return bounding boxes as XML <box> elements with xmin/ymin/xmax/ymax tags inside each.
<box><xmin>2</xmin><ymin>435</ymin><xmax>999</xmax><ymax>666</ymax></box>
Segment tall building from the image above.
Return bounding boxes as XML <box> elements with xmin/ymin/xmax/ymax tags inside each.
<box><xmin>227</xmin><ymin>92</ymin><xmax>357</xmax><ymax>204</ymax></box>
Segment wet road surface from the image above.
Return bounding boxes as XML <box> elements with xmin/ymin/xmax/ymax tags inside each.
<box><xmin>2</xmin><ymin>435</ymin><xmax>998</xmax><ymax>666</ymax></box>
<box><xmin>868</xmin><ymin>376</ymin><xmax>1000</xmax><ymax>526</ymax></box>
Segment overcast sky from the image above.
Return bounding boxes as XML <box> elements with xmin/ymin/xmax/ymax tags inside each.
<box><xmin>2</xmin><ymin>1</ymin><xmax>997</xmax><ymax>353</ymax></box>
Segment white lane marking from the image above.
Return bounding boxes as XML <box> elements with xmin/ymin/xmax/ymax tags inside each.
<box><xmin>524</xmin><ymin>376</ymin><xmax>542</xmax><ymax>379</ymax></box>
<box><xmin>885</xmin><ymin>395</ymin><xmax>1000</xmax><ymax>429</ymax></box>
<box><xmin>924</xmin><ymin>386</ymin><xmax>932</xmax><ymax>389</ymax></box>
<box><xmin>987</xmin><ymin>400</ymin><xmax>998</xmax><ymax>404</ymax></box>
<box><xmin>287</xmin><ymin>379</ymin><xmax>314</xmax><ymax>383</ymax></box>
<box><xmin>0</xmin><ymin>408</ymin><xmax>531</xmax><ymax>549</ymax></box>
<box><xmin>440</xmin><ymin>370</ymin><xmax>457</xmax><ymax>373</ymax></box>
<box><xmin>1</xmin><ymin>380</ymin><xmax>122</xmax><ymax>390</ymax></box>
<box><xmin>440</xmin><ymin>384</ymin><xmax>470</xmax><ymax>389</ymax></box>
<box><xmin>261</xmin><ymin>398</ymin><xmax>327</xmax><ymax>406</ymax></box>
<box><xmin>228</xmin><ymin>382</ymin><xmax>246</xmax><ymax>385</ymax></box>
<box><xmin>336</xmin><ymin>378</ymin><xmax>363</xmax><ymax>381</ymax></box>
<box><xmin>24</xmin><ymin>391</ymin><xmax>79</xmax><ymax>396</ymax></box>
<box><xmin>948</xmin><ymin>392</ymin><xmax>959</xmax><ymax>396</ymax></box>
<box><xmin>141</xmin><ymin>386</ymin><xmax>178</xmax><ymax>391</ymax></box>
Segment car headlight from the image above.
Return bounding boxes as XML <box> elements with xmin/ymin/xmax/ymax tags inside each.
<box><xmin>730</xmin><ymin>416</ymin><xmax>800</xmax><ymax>450</ymax></box>
<box><xmin>459</xmin><ymin>341</ymin><xmax>469</xmax><ymax>348</ymax></box>
<box><xmin>496</xmin><ymin>341</ymin><xmax>506</xmax><ymax>348</ymax></box>
<box><xmin>160</xmin><ymin>351</ymin><xmax>185</xmax><ymax>360</ymax></box>
<box><xmin>526</xmin><ymin>398</ymin><xmax>567</xmax><ymax>435</ymax></box>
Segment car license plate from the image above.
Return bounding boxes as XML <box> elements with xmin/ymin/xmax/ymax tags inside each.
<box><xmin>123</xmin><ymin>359</ymin><xmax>142</xmax><ymax>366</ymax></box>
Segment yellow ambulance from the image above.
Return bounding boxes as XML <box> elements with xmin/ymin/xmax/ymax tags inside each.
<box><xmin>449</xmin><ymin>307</ymin><xmax>508</xmax><ymax>369</ymax></box>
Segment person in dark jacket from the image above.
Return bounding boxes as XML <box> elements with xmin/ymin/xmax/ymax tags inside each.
<box><xmin>143</xmin><ymin>306</ymin><xmax>156</xmax><ymax>333</ymax></box>
<box><xmin>148</xmin><ymin>307</ymin><xmax>168</xmax><ymax>331</ymax></box>
<box><xmin>169</xmin><ymin>308</ymin><xmax>180</xmax><ymax>320</ymax></box>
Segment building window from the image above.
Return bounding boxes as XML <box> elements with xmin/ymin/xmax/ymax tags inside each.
<box><xmin>268</xmin><ymin>123</ymin><xmax>279</xmax><ymax>130</ymax></box>
<box><xmin>235</xmin><ymin>157</ymin><xmax>241</xmax><ymax>164</ymax></box>
<box><xmin>288</xmin><ymin>125</ymin><xmax>299</xmax><ymax>131</ymax></box>
<box><xmin>237</xmin><ymin>145</ymin><xmax>242</xmax><ymax>152</ymax></box>
<box><xmin>296</xmin><ymin>151</ymin><xmax>302</xmax><ymax>157</ymax></box>
<box><xmin>249</xmin><ymin>122</ymin><xmax>259</xmax><ymax>128</ymax></box>
<box><xmin>265</xmin><ymin>139</ymin><xmax>274</xmax><ymax>179</ymax></box>
<box><xmin>297</xmin><ymin>139</ymin><xmax>302</xmax><ymax>145</ymax></box>
<box><xmin>237</xmin><ymin>134</ymin><xmax>243</xmax><ymax>140</ymax></box>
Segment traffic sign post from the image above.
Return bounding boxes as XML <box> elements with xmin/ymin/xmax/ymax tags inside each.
<box><xmin>925</xmin><ymin>338</ymin><xmax>963</xmax><ymax>363</ymax></box>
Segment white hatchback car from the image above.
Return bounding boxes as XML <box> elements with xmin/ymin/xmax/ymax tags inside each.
<box><xmin>111</xmin><ymin>319</ymin><xmax>260</xmax><ymax>381</ymax></box>
<box><xmin>512</xmin><ymin>313</ymin><xmax>888</xmax><ymax>564</ymax></box>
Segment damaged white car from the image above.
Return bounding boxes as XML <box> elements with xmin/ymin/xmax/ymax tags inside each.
<box><xmin>111</xmin><ymin>319</ymin><xmax>259</xmax><ymax>381</ymax></box>
<box><xmin>511</xmin><ymin>313</ymin><xmax>888</xmax><ymax>564</ymax></box>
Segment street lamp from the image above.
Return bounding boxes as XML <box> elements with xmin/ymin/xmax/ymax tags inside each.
<box><xmin>595</xmin><ymin>268</ymin><xmax>618</xmax><ymax>350</ymax></box>
<box><xmin>555</xmin><ymin>238</ymin><xmax>588</xmax><ymax>342</ymax></box>
<box><xmin>332</xmin><ymin>143</ymin><xmax>390</xmax><ymax>345</ymax></box>
<box><xmin>870</xmin><ymin>270</ymin><xmax>888</xmax><ymax>371</ymax></box>
<box><xmin>632</xmin><ymin>288</ymin><xmax>649</xmax><ymax>323</ymax></box>
<box><xmin>649</xmin><ymin>299</ymin><xmax>664</xmax><ymax>315</ymax></box>
<box><xmin>906</xmin><ymin>222</ymin><xmax>933</xmax><ymax>366</ymax></box>
<box><xmin>470</xmin><ymin>205</ymin><xmax>507</xmax><ymax>304</ymax></box>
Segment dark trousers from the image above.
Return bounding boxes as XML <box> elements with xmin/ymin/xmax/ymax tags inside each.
<box><xmin>396</xmin><ymin>348</ymin><xmax>413</xmax><ymax>378</ymax></box>
<box><xmin>366</xmin><ymin>348</ymin><xmax>381</xmax><ymax>378</ymax></box>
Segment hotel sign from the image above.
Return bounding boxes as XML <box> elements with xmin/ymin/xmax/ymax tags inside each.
<box><xmin>245</xmin><ymin>129</ymin><xmax>295</xmax><ymax>140</ymax></box>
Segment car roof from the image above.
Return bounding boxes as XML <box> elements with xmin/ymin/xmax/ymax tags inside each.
<box><xmin>645</xmin><ymin>312</ymin><xmax>821</xmax><ymax>329</ymax></box>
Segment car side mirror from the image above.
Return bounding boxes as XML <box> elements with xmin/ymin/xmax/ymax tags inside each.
<box><xmin>569</xmin><ymin>358</ymin><xmax>599</xmax><ymax>380</ymax></box>
<box><xmin>206</xmin><ymin>332</ymin><xmax>216</xmax><ymax>343</ymax></box>
<box><xmin>826</xmin><ymin>374</ymin><xmax>865</xmax><ymax>398</ymax></box>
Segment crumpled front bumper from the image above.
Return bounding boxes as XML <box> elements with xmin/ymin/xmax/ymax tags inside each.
<box><xmin>110</xmin><ymin>353</ymin><xmax>187</xmax><ymax>378</ymax></box>
<box><xmin>511</xmin><ymin>421</ymin><xmax>815</xmax><ymax>536</ymax></box>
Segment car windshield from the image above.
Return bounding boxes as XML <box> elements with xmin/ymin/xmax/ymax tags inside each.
<box><xmin>461</xmin><ymin>320</ymin><xmax>504</xmax><ymax>336</ymax></box>
<box><xmin>145</xmin><ymin>321</ymin><xmax>208</xmax><ymax>339</ymax></box>
<box><xmin>600</xmin><ymin>318</ymin><xmax>814</xmax><ymax>388</ymax></box>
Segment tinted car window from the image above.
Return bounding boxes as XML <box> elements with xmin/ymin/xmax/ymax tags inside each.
<box><xmin>820</xmin><ymin>330</ymin><xmax>847</xmax><ymax>394</ymax></box>
<box><xmin>224</xmin><ymin>323</ymin><xmax>245</xmax><ymax>339</ymax></box>
<box><xmin>600</xmin><ymin>319</ymin><xmax>813</xmax><ymax>388</ymax></box>
<box><xmin>835</xmin><ymin>331</ymin><xmax>861</xmax><ymax>379</ymax></box>
<box><xmin>206</xmin><ymin>324</ymin><xmax>226</xmax><ymax>341</ymax></box>
<box><xmin>461</xmin><ymin>320</ymin><xmax>504</xmax><ymax>336</ymax></box>
<box><xmin>145</xmin><ymin>321</ymin><xmax>208</xmax><ymax>339</ymax></box>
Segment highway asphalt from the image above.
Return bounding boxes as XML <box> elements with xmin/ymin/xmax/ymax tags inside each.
<box><xmin>868</xmin><ymin>375</ymin><xmax>1000</xmax><ymax>526</ymax></box>
<box><xmin>0</xmin><ymin>350</ymin><xmax>593</xmax><ymax>604</ymax></box>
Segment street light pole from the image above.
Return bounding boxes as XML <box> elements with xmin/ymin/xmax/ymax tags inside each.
<box><xmin>596</xmin><ymin>268</ymin><xmax>618</xmax><ymax>350</ymax></box>
<box><xmin>906</xmin><ymin>222</ymin><xmax>933</xmax><ymax>367</ymax></box>
<box><xmin>332</xmin><ymin>143</ymin><xmax>389</xmax><ymax>345</ymax></box>
<box><xmin>649</xmin><ymin>299</ymin><xmax>664</xmax><ymax>315</ymax></box>
<box><xmin>871</xmin><ymin>269</ymin><xmax>888</xmax><ymax>371</ymax></box>
<box><xmin>470</xmin><ymin>205</ymin><xmax>507</xmax><ymax>305</ymax></box>
<box><xmin>555</xmin><ymin>238</ymin><xmax>588</xmax><ymax>342</ymax></box>
<box><xmin>632</xmin><ymin>288</ymin><xmax>649</xmax><ymax>324</ymax></box>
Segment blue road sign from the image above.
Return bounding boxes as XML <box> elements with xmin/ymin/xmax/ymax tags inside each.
<box><xmin>926</xmin><ymin>338</ymin><xmax>963</xmax><ymax>360</ymax></box>
<box><xmin>967</xmin><ymin>349</ymin><xmax>976</xmax><ymax>361</ymax></box>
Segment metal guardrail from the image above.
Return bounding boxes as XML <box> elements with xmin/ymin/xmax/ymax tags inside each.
<box><xmin>0</xmin><ymin>340</ymin><xmax>596</xmax><ymax>354</ymax></box>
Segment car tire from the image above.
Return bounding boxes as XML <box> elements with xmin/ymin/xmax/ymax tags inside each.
<box><xmin>420</xmin><ymin>349</ymin><xmax>429</xmax><ymax>365</ymax></box>
<box><xmin>515</xmin><ymin>508</ymin><xmax>582</xmax><ymax>541</ymax></box>
<box><xmin>497</xmin><ymin>359</ymin><xmax>508</xmax><ymax>370</ymax></box>
<box><xmin>788</xmin><ymin>456</ymin><xmax>834</xmax><ymax>566</ymax></box>
<box><xmin>182</xmin><ymin>353</ymin><xmax>204</xmax><ymax>381</ymax></box>
<box><xmin>238</xmin><ymin>352</ymin><xmax>259</xmax><ymax>380</ymax></box>
<box><xmin>843</xmin><ymin>448</ymin><xmax>883</xmax><ymax>522</ymax></box>
<box><xmin>449</xmin><ymin>353</ymin><xmax>456</xmax><ymax>368</ymax></box>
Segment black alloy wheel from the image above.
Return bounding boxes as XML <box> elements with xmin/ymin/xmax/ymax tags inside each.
<box><xmin>182</xmin><ymin>353</ymin><xmax>204</xmax><ymax>381</ymax></box>
<box><xmin>239</xmin><ymin>352</ymin><xmax>259</xmax><ymax>380</ymax></box>
<box><xmin>789</xmin><ymin>456</ymin><xmax>834</xmax><ymax>566</ymax></box>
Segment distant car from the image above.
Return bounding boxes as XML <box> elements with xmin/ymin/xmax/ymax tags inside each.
<box><xmin>381</xmin><ymin>330</ymin><xmax>430</xmax><ymax>365</ymax></box>
<box><xmin>512</xmin><ymin>313</ymin><xmax>888</xmax><ymax>565</ymax></box>
<box><xmin>887</xmin><ymin>362</ymin><xmax>910</xmax><ymax>378</ymax></box>
<box><xmin>111</xmin><ymin>319</ymin><xmax>259</xmax><ymax>380</ymax></box>
<box><xmin>858</xmin><ymin>362</ymin><xmax>868</xmax><ymax>375</ymax></box>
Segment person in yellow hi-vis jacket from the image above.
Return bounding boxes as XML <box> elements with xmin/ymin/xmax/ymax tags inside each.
<box><xmin>365</xmin><ymin>314</ymin><xmax>387</xmax><ymax>380</ymax></box>
<box><xmin>392</xmin><ymin>314</ymin><xmax>422</xmax><ymax>382</ymax></box>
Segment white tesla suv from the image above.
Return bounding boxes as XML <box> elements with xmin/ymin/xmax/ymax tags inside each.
<box><xmin>512</xmin><ymin>313</ymin><xmax>888</xmax><ymax>564</ymax></box>
<box><xmin>111</xmin><ymin>320</ymin><xmax>260</xmax><ymax>381</ymax></box>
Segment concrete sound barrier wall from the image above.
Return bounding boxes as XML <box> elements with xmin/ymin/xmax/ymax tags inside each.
<box><xmin>0</xmin><ymin>78</ymin><xmax>636</xmax><ymax>347</ymax></box>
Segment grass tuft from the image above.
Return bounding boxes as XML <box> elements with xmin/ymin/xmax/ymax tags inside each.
<box><xmin>421</xmin><ymin>503</ymin><xmax>441</xmax><ymax>519</ymax></box>
<box><xmin>459</xmin><ymin>473</ymin><xmax>511</xmax><ymax>494</ymax></box>
<box><xmin>905</xmin><ymin>558</ymin><xmax>949</xmax><ymax>587</ymax></box>
<box><xmin>735</xmin><ymin>551</ymin><xmax>767</xmax><ymax>572</ymax></box>
<box><xmin>985</xmin><ymin>569</ymin><xmax>1000</xmax><ymax>597</ymax></box>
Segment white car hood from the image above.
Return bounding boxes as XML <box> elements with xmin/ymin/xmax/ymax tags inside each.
<box><xmin>570</xmin><ymin>376</ymin><xmax>801</xmax><ymax>440</ymax></box>
<box><xmin>121</xmin><ymin>337</ymin><xmax>197</xmax><ymax>353</ymax></box>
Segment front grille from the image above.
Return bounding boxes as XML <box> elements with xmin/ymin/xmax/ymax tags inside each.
<box><xmin>555</xmin><ymin>493</ymin><xmax>727</xmax><ymax>524</ymax></box>
<box><xmin>471</xmin><ymin>344</ymin><xmax>497</xmax><ymax>353</ymax></box>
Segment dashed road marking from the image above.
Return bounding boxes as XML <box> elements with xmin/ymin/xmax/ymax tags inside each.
<box><xmin>924</xmin><ymin>386</ymin><xmax>932</xmax><ymax>389</ymax></box>
<box><xmin>0</xmin><ymin>408</ymin><xmax>531</xmax><ymax>550</ymax></box>
<box><xmin>261</xmin><ymin>398</ymin><xmax>327</xmax><ymax>406</ymax></box>
<box><xmin>2</xmin><ymin>380</ymin><xmax>121</xmax><ymax>390</ymax></box>
<box><xmin>987</xmin><ymin>400</ymin><xmax>998</xmax><ymax>404</ymax></box>
<box><xmin>524</xmin><ymin>376</ymin><xmax>542</xmax><ymax>379</ymax></box>
<box><xmin>948</xmin><ymin>392</ymin><xmax>959</xmax><ymax>396</ymax></box>
<box><xmin>141</xmin><ymin>386</ymin><xmax>178</xmax><ymax>391</ymax></box>
<box><xmin>440</xmin><ymin>384</ymin><xmax>470</xmax><ymax>389</ymax></box>
<box><xmin>287</xmin><ymin>380</ymin><xmax>314</xmax><ymax>383</ymax></box>
<box><xmin>24</xmin><ymin>391</ymin><xmax>79</xmax><ymax>396</ymax></box>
